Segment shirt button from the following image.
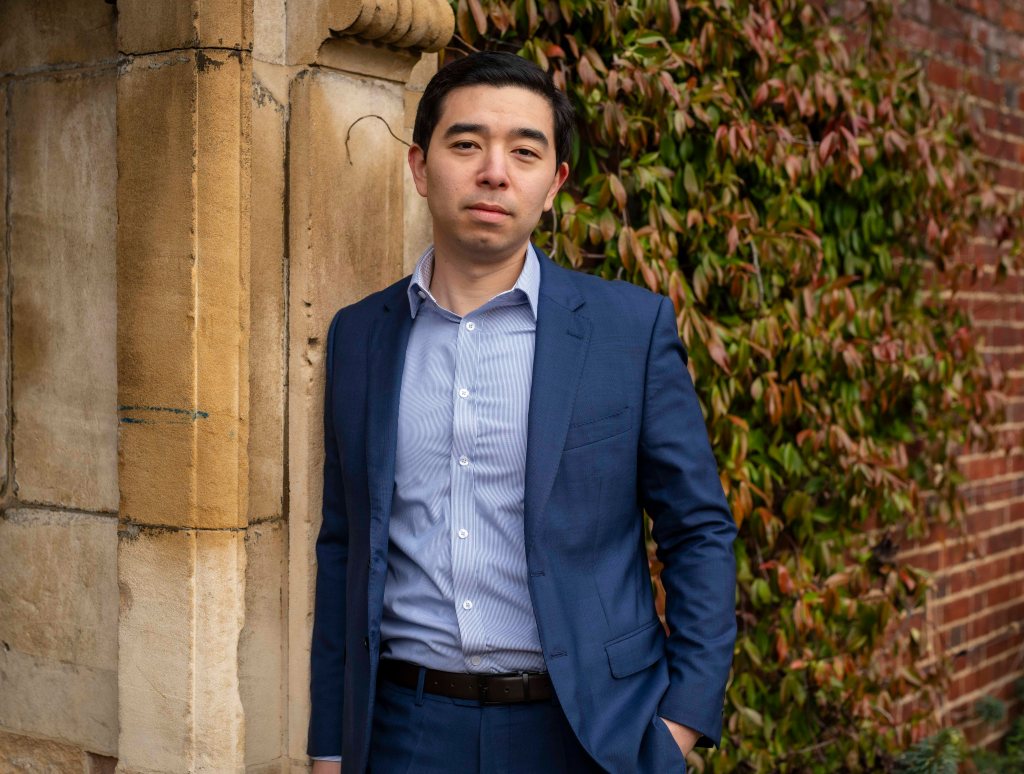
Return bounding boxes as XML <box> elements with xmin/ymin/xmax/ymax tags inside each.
<box><xmin>463</xmin><ymin>600</ymin><xmax>473</xmax><ymax>610</ymax></box>
<box><xmin>457</xmin><ymin>528</ymin><xmax>469</xmax><ymax>539</ymax></box>
<box><xmin>465</xmin><ymin>321</ymin><xmax>476</xmax><ymax>331</ymax></box>
<box><xmin>470</xmin><ymin>656</ymin><xmax>482</xmax><ymax>666</ymax></box>
<box><xmin>458</xmin><ymin>387</ymin><xmax>470</xmax><ymax>398</ymax></box>
<box><xmin>458</xmin><ymin>455</ymin><xmax>469</xmax><ymax>466</ymax></box>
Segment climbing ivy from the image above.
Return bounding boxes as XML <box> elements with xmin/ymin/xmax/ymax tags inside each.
<box><xmin>448</xmin><ymin>0</ymin><xmax>1022</xmax><ymax>770</ymax></box>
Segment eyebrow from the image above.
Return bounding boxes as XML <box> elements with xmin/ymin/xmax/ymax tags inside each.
<box><xmin>443</xmin><ymin>122</ymin><xmax>550</xmax><ymax>147</ymax></box>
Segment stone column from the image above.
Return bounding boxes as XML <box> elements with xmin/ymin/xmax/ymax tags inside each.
<box><xmin>115</xmin><ymin>2</ymin><xmax>252</xmax><ymax>772</ymax></box>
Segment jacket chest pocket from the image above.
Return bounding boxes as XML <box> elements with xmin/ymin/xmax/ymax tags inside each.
<box><xmin>563</xmin><ymin>406</ymin><xmax>632</xmax><ymax>451</ymax></box>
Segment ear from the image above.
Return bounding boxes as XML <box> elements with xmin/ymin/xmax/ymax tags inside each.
<box><xmin>542</xmin><ymin>162</ymin><xmax>570</xmax><ymax>212</ymax></box>
<box><xmin>408</xmin><ymin>144</ymin><xmax>429</xmax><ymax>198</ymax></box>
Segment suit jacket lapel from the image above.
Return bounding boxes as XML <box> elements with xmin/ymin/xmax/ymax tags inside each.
<box><xmin>524</xmin><ymin>251</ymin><xmax>591</xmax><ymax>554</ymax></box>
<box><xmin>365</xmin><ymin>285</ymin><xmax>413</xmax><ymax>569</ymax></box>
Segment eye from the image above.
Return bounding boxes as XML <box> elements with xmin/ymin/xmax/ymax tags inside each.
<box><xmin>513</xmin><ymin>147</ymin><xmax>540</xmax><ymax>159</ymax></box>
<box><xmin>452</xmin><ymin>140</ymin><xmax>477</xmax><ymax>150</ymax></box>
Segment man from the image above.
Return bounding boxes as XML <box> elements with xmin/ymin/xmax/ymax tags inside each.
<box><xmin>308</xmin><ymin>51</ymin><xmax>736</xmax><ymax>773</ymax></box>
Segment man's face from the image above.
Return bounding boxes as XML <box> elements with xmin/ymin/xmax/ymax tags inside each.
<box><xmin>408</xmin><ymin>84</ymin><xmax>569</xmax><ymax>266</ymax></box>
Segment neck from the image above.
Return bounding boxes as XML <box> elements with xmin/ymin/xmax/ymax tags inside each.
<box><xmin>428</xmin><ymin>242</ymin><xmax>528</xmax><ymax>318</ymax></box>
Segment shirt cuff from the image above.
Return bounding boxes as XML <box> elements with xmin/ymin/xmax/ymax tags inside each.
<box><xmin>311</xmin><ymin>756</ymin><xmax>342</xmax><ymax>762</ymax></box>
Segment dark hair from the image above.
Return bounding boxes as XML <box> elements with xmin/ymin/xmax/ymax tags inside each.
<box><xmin>413</xmin><ymin>51</ymin><xmax>576</xmax><ymax>167</ymax></box>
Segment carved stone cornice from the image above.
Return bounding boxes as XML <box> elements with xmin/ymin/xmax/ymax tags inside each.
<box><xmin>327</xmin><ymin>0</ymin><xmax>454</xmax><ymax>52</ymax></box>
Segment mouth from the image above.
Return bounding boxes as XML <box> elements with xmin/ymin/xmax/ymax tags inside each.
<box><xmin>467</xmin><ymin>203</ymin><xmax>512</xmax><ymax>222</ymax></box>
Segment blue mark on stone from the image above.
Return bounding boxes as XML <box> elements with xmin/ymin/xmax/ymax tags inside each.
<box><xmin>117</xmin><ymin>405</ymin><xmax>210</xmax><ymax>422</ymax></box>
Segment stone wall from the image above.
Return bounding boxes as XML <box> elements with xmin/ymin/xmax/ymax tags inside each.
<box><xmin>0</xmin><ymin>1</ymin><xmax>120</xmax><ymax>770</ymax></box>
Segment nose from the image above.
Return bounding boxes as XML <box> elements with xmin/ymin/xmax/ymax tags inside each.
<box><xmin>477</xmin><ymin>148</ymin><xmax>510</xmax><ymax>189</ymax></box>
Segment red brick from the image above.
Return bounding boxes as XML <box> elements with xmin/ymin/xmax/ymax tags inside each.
<box><xmin>933</xmin><ymin>2</ymin><xmax>968</xmax><ymax>33</ymax></box>
<box><xmin>979</xmin><ymin>106</ymin><xmax>1024</xmax><ymax>138</ymax></box>
<box><xmin>961</xmin><ymin>451</ymin><xmax>1024</xmax><ymax>480</ymax></box>
<box><xmin>966</xmin><ymin>296</ymin><xmax>1024</xmax><ymax>323</ymax></box>
<box><xmin>976</xmin><ymin>130</ymin><xmax>1023</xmax><ymax>163</ymax></box>
<box><xmin>986</xmin><ymin>524</ymin><xmax>1024</xmax><ymax>553</ymax></box>
<box><xmin>927</xmin><ymin>57</ymin><xmax>965</xmax><ymax>90</ymax></box>
<box><xmin>891</xmin><ymin>17</ymin><xmax>937</xmax><ymax>52</ymax></box>
<box><xmin>985</xmin><ymin>577</ymin><xmax>1023</xmax><ymax>605</ymax></box>
<box><xmin>947</xmin><ymin>555</ymin><xmax>1009</xmax><ymax>595</ymax></box>
<box><xmin>984</xmin><ymin>628</ymin><xmax>1024</xmax><ymax>660</ymax></box>
<box><xmin>993</xmin><ymin>164</ymin><xmax>1024</xmax><ymax>189</ymax></box>
<box><xmin>1005</xmin><ymin>7</ymin><xmax>1024</xmax><ymax>36</ymax></box>
<box><xmin>966</xmin><ymin>599</ymin><xmax>1024</xmax><ymax>641</ymax></box>
<box><xmin>939</xmin><ymin>36</ymin><xmax>987</xmax><ymax>70</ymax></box>
<box><xmin>964</xmin><ymin>502</ymin><xmax>1008</xmax><ymax>533</ymax></box>
<box><xmin>940</xmin><ymin>595</ymin><xmax>973</xmax><ymax>624</ymax></box>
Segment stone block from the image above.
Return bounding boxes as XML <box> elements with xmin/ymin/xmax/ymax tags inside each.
<box><xmin>194</xmin><ymin>530</ymin><xmax>246</xmax><ymax>771</ymax></box>
<box><xmin>0</xmin><ymin>509</ymin><xmax>117</xmax><ymax>754</ymax></box>
<box><xmin>0</xmin><ymin>729</ymin><xmax>85</xmax><ymax>773</ymax></box>
<box><xmin>118</xmin><ymin>527</ymin><xmax>246</xmax><ymax>772</ymax></box>
<box><xmin>117</xmin><ymin>0</ymin><xmax>250</xmax><ymax>56</ymax></box>
<box><xmin>9</xmin><ymin>71</ymin><xmax>118</xmax><ymax>512</ymax></box>
<box><xmin>117</xmin><ymin>527</ymin><xmax>195</xmax><ymax>772</ymax></box>
<box><xmin>118</xmin><ymin>50</ymin><xmax>251</xmax><ymax>529</ymax></box>
<box><xmin>255</xmin><ymin>0</ymin><xmax>288</xmax><ymax>64</ymax></box>
<box><xmin>0</xmin><ymin>86</ymin><xmax>8</xmax><ymax>495</ymax></box>
<box><xmin>0</xmin><ymin>0</ymin><xmax>116</xmax><ymax>75</ymax></box>
<box><xmin>245</xmin><ymin>761</ymin><xmax>286</xmax><ymax>774</ymax></box>
<box><xmin>240</xmin><ymin>521</ymin><xmax>285</xmax><ymax>766</ymax></box>
<box><xmin>248</xmin><ymin>66</ymin><xmax>289</xmax><ymax>524</ymax></box>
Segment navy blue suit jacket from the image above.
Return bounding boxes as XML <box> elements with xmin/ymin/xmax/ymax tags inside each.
<box><xmin>308</xmin><ymin>248</ymin><xmax>737</xmax><ymax>772</ymax></box>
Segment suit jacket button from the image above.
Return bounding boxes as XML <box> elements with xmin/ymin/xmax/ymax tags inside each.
<box><xmin>363</xmin><ymin>637</ymin><xmax>369</xmax><ymax>650</ymax></box>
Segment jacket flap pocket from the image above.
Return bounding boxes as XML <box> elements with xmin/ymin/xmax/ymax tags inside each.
<box><xmin>564</xmin><ymin>406</ymin><xmax>631</xmax><ymax>450</ymax></box>
<box><xmin>604</xmin><ymin>619</ymin><xmax>666</xmax><ymax>678</ymax></box>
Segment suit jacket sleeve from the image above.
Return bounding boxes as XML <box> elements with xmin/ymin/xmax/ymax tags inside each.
<box><xmin>307</xmin><ymin>309</ymin><xmax>349</xmax><ymax>757</ymax></box>
<box><xmin>638</xmin><ymin>296</ymin><xmax>737</xmax><ymax>748</ymax></box>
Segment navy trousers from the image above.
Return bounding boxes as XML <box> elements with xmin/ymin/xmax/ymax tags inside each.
<box><xmin>367</xmin><ymin>674</ymin><xmax>607</xmax><ymax>774</ymax></box>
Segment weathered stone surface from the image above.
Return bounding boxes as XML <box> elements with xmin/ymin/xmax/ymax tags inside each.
<box><xmin>284</xmin><ymin>0</ymin><xmax>453</xmax><ymax>66</ymax></box>
<box><xmin>87</xmin><ymin>753</ymin><xmax>117</xmax><ymax>774</ymax></box>
<box><xmin>326</xmin><ymin>0</ymin><xmax>453</xmax><ymax>51</ymax></box>
<box><xmin>9</xmin><ymin>71</ymin><xmax>118</xmax><ymax>512</ymax></box>
<box><xmin>317</xmin><ymin>38</ymin><xmax>422</xmax><ymax>83</ymax></box>
<box><xmin>0</xmin><ymin>0</ymin><xmax>116</xmax><ymax>76</ymax></box>
<box><xmin>0</xmin><ymin>728</ymin><xmax>85</xmax><ymax>773</ymax></box>
<box><xmin>240</xmin><ymin>521</ymin><xmax>285</xmax><ymax>767</ymax></box>
<box><xmin>248</xmin><ymin>65</ymin><xmax>288</xmax><ymax>524</ymax></box>
<box><xmin>0</xmin><ymin>85</ymin><xmax>8</xmax><ymax>496</ymax></box>
<box><xmin>118</xmin><ymin>528</ymin><xmax>247</xmax><ymax>772</ymax></box>
<box><xmin>0</xmin><ymin>509</ymin><xmax>117</xmax><ymax>754</ymax></box>
<box><xmin>117</xmin><ymin>50</ymin><xmax>251</xmax><ymax>529</ymax></box>
<box><xmin>194</xmin><ymin>530</ymin><xmax>246</xmax><ymax>771</ymax></box>
<box><xmin>117</xmin><ymin>527</ymin><xmax>194</xmax><ymax>772</ymax></box>
<box><xmin>254</xmin><ymin>0</ymin><xmax>288</xmax><ymax>64</ymax></box>
<box><xmin>245</xmin><ymin>761</ymin><xmax>286</xmax><ymax>774</ymax></box>
<box><xmin>117</xmin><ymin>0</ymin><xmax>250</xmax><ymax>56</ymax></box>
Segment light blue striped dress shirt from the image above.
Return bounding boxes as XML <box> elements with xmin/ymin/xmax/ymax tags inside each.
<box><xmin>379</xmin><ymin>243</ymin><xmax>546</xmax><ymax>674</ymax></box>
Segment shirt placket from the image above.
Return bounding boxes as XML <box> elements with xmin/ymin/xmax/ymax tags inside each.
<box><xmin>450</xmin><ymin>313</ymin><xmax>482</xmax><ymax>669</ymax></box>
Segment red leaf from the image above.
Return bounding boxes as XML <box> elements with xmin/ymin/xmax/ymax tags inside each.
<box><xmin>467</xmin><ymin>0</ymin><xmax>488</xmax><ymax>34</ymax></box>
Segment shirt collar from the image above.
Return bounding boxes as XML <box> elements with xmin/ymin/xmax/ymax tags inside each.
<box><xmin>407</xmin><ymin>243</ymin><xmax>541</xmax><ymax>321</ymax></box>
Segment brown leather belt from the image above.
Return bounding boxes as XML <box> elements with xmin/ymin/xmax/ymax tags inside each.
<box><xmin>379</xmin><ymin>659</ymin><xmax>554</xmax><ymax>705</ymax></box>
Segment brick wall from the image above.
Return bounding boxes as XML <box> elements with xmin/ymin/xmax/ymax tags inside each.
<box><xmin>890</xmin><ymin>0</ymin><xmax>1024</xmax><ymax>748</ymax></box>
